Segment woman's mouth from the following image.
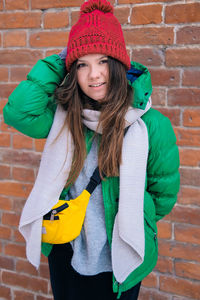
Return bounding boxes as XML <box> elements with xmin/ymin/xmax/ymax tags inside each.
<box><xmin>89</xmin><ymin>82</ymin><xmax>105</xmax><ymax>87</ymax></box>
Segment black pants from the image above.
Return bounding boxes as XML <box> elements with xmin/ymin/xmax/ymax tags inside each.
<box><xmin>48</xmin><ymin>243</ymin><xmax>141</xmax><ymax>300</ymax></box>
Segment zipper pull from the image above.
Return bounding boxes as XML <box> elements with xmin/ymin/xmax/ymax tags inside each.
<box><xmin>50</xmin><ymin>209</ymin><xmax>57</xmax><ymax>221</ymax></box>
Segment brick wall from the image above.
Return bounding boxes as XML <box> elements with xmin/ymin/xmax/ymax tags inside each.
<box><xmin>0</xmin><ymin>0</ymin><xmax>200</xmax><ymax>299</ymax></box>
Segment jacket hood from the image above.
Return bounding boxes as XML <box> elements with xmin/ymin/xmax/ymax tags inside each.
<box><xmin>127</xmin><ymin>61</ymin><xmax>153</xmax><ymax>110</ymax></box>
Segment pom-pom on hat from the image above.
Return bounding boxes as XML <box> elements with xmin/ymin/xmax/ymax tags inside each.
<box><xmin>66</xmin><ymin>0</ymin><xmax>131</xmax><ymax>71</ymax></box>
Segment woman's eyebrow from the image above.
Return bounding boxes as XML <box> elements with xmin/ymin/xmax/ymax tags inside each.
<box><xmin>78</xmin><ymin>55</ymin><xmax>108</xmax><ymax>62</ymax></box>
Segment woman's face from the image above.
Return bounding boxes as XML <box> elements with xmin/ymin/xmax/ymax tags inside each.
<box><xmin>76</xmin><ymin>53</ymin><xmax>109</xmax><ymax>102</ymax></box>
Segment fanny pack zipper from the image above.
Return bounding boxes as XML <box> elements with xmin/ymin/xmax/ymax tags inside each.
<box><xmin>43</xmin><ymin>202</ymin><xmax>69</xmax><ymax>221</ymax></box>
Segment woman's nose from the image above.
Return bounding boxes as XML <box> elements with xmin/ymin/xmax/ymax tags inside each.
<box><xmin>88</xmin><ymin>65</ymin><xmax>100</xmax><ymax>79</ymax></box>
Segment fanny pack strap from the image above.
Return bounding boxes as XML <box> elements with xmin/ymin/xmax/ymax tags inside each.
<box><xmin>85</xmin><ymin>167</ymin><xmax>102</xmax><ymax>194</ymax></box>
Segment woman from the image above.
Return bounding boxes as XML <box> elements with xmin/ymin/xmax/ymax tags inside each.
<box><xmin>3</xmin><ymin>0</ymin><xmax>180</xmax><ymax>299</ymax></box>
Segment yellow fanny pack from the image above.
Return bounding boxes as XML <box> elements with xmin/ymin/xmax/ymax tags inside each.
<box><xmin>42</xmin><ymin>167</ymin><xmax>101</xmax><ymax>244</ymax></box>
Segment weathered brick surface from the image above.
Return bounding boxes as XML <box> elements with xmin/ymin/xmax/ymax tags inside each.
<box><xmin>124</xmin><ymin>27</ymin><xmax>174</xmax><ymax>45</ymax></box>
<box><xmin>3</xmin><ymin>30</ymin><xmax>27</xmax><ymax>47</ymax></box>
<box><xmin>5</xmin><ymin>0</ymin><xmax>29</xmax><ymax>10</ymax></box>
<box><xmin>0</xmin><ymin>1</ymin><xmax>200</xmax><ymax>299</ymax></box>
<box><xmin>166</xmin><ymin>48</ymin><xmax>200</xmax><ymax>67</ymax></box>
<box><xmin>165</xmin><ymin>3</ymin><xmax>200</xmax><ymax>24</ymax></box>
<box><xmin>131</xmin><ymin>4</ymin><xmax>162</xmax><ymax>25</ymax></box>
<box><xmin>43</xmin><ymin>10</ymin><xmax>69</xmax><ymax>29</ymax></box>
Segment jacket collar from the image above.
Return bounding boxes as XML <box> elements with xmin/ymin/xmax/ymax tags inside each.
<box><xmin>127</xmin><ymin>61</ymin><xmax>152</xmax><ymax>110</ymax></box>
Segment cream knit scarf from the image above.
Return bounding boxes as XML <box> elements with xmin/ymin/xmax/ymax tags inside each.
<box><xmin>19</xmin><ymin>101</ymin><xmax>150</xmax><ymax>283</ymax></box>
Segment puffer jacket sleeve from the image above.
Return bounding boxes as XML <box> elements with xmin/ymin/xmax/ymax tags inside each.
<box><xmin>3</xmin><ymin>55</ymin><xmax>66</xmax><ymax>139</ymax></box>
<box><xmin>143</xmin><ymin>109</ymin><xmax>180</xmax><ymax>222</ymax></box>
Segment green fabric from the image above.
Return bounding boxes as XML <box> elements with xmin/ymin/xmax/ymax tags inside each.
<box><xmin>3</xmin><ymin>54</ymin><xmax>180</xmax><ymax>295</ymax></box>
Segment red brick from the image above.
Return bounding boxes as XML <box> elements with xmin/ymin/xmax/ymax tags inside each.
<box><xmin>0</xmin><ymin>49</ymin><xmax>43</xmax><ymax>65</ymax></box>
<box><xmin>0</xmin><ymin>255</ymin><xmax>15</xmax><ymax>270</ymax></box>
<box><xmin>178</xmin><ymin>187</ymin><xmax>200</xmax><ymax>206</ymax></box>
<box><xmin>45</xmin><ymin>48</ymin><xmax>61</xmax><ymax>57</ymax></box>
<box><xmin>1</xmin><ymin>149</ymin><xmax>41</xmax><ymax>167</ymax></box>
<box><xmin>179</xmin><ymin>148</ymin><xmax>200</xmax><ymax>167</ymax></box>
<box><xmin>151</xmin><ymin>88</ymin><xmax>166</xmax><ymax>106</ymax></box>
<box><xmin>183</xmin><ymin>109</ymin><xmax>200</xmax><ymax>127</ymax></box>
<box><xmin>0</xmin><ymin>67</ymin><xmax>9</xmax><ymax>81</ymax></box>
<box><xmin>16</xmin><ymin>259</ymin><xmax>39</xmax><ymax>276</ymax></box>
<box><xmin>177</xmin><ymin>26</ymin><xmax>200</xmax><ymax>45</ymax></box>
<box><xmin>132</xmin><ymin>48</ymin><xmax>163</xmax><ymax>66</ymax></box>
<box><xmin>166</xmin><ymin>204</ymin><xmax>200</xmax><ymax>225</ymax></box>
<box><xmin>2</xmin><ymin>270</ymin><xmax>48</xmax><ymax>293</ymax></box>
<box><xmin>37</xmin><ymin>296</ymin><xmax>53</xmax><ymax>300</ymax></box>
<box><xmin>166</xmin><ymin>48</ymin><xmax>200</xmax><ymax>67</ymax></box>
<box><xmin>1</xmin><ymin>121</ymin><xmax>19</xmax><ymax>133</ymax></box>
<box><xmin>0</xmin><ymin>195</ymin><xmax>12</xmax><ymax>211</ymax></box>
<box><xmin>131</xmin><ymin>4</ymin><xmax>162</xmax><ymax>25</ymax></box>
<box><xmin>139</xmin><ymin>288</ymin><xmax>170</xmax><ymax>300</ymax></box>
<box><xmin>0</xmin><ymin>226</ymin><xmax>12</xmax><ymax>239</ymax></box>
<box><xmin>5</xmin><ymin>0</ymin><xmax>29</xmax><ymax>10</ymax></box>
<box><xmin>5</xmin><ymin>243</ymin><xmax>26</xmax><ymax>258</ymax></box>
<box><xmin>0</xmin><ymin>286</ymin><xmax>11</xmax><ymax>300</ymax></box>
<box><xmin>156</xmin><ymin>108</ymin><xmax>180</xmax><ymax>126</ymax></box>
<box><xmin>10</xmin><ymin>66</ymin><xmax>30</xmax><ymax>82</ymax></box>
<box><xmin>150</xmin><ymin>68</ymin><xmax>180</xmax><ymax>86</ymax></box>
<box><xmin>160</xmin><ymin>275</ymin><xmax>200</xmax><ymax>299</ymax></box>
<box><xmin>165</xmin><ymin>3</ymin><xmax>200</xmax><ymax>24</ymax></box>
<box><xmin>114</xmin><ymin>7</ymin><xmax>130</xmax><ymax>24</ymax></box>
<box><xmin>14</xmin><ymin>290</ymin><xmax>35</xmax><ymax>300</ymax></box>
<box><xmin>180</xmin><ymin>168</ymin><xmax>200</xmax><ymax>187</ymax></box>
<box><xmin>13</xmin><ymin>167</ymin><xmax>35</xmax><ymax>182</ymax></box>
<box><xmin>30</xmin><ymin>31</ymin><xmax>69</xmax><ymax>47</ymax></box>
<box><xmin>13</xmin><ymin>198</ymin><xmax>26</xmax><ymax>213</ymax></box>
<box><xmin>175</xmin><ymin>261</ymin><xmax>200</xmax><ymax>281</ymax></box>
<box><xmin>158</xmin><ymin>240</ymin><xmax>200</xmax><ymax>262</ymax></box>
<box><xmin>174</xmin><ymin>224</ymin><xmax>200</xmax><ymax>245</ymax></box>
<box><xmin>124</xmin><ymin>27</ymin><xmax>174</xmax><ymax>45</ymax></box>
<box><xmin>41</xmin><ymin>253</ymin><xmax>48</xmax><ymax>263</ymax></box>
<box><xmin>2</xmin><ymin>212</ymin><xmax>20</xmax><ymax>227</ymax></box>
<box><xmin>0</xmin><ymin>165</ymin><xmax>10</xmax><ymax>179</ymax></box>
<box><xmin>0</xmin><ymin>132</ymin><xmax>10</xmax><ymax>147</ymax></box>
<box><xmin>34</xmin><ymin>139</ymin><xmax>46</xmax><ymax>152</ymax></box>
<box><xmin>168</xmin><ymin>88</ymin><xmax>200</xmax><ymax>106</ymax></box>
<box><xmin>0</xmin><ymin>12</ymin><xmax>41</xmax><ymax>29</ymax></box>
<box><xmin>71</xmin><ymin>10</ymin><xmax>80</xmax><ymax>26</ymax></box>
<box><xmin>32</xmin><ymin>0</ymin><xmax>83</xmax><ymax>9</ymax></box>
<box><xmin>0</xmin><ymin>181</ymin><xmax>32</xmax><ymax>198</ymax></box>
<box><xmin>157</xmin><ymin>221</ymin><xmax>172</xmax><ymax>239</ymax></box>
<box><xmin>44</xmin><ymin>11</ymin><xmax>69</xmax><ymax>29</ymax></box>
<box><xmin>182</xmin><ymin>70</ymin><xmax>200</xmax><ymax>87</ymax></box>
<box><xmin>0</xmin><ymin>99</ymin><xmax>7</xmax><ymax>114</ymax></box>
<box><xmin>174</xmin><ymin>127</ymin><xmax>200</xmax><ymax>147</ymax></box>
<box><xmin>142</xmin><ymin>272</ymin><xmax>157</xmax><ymax>287</ymax></box>
<box><xmin>4</xmin><ymin>30</ymin><xmax>27</xmax><ymax>47</ymax></box>
<box><xmin>39</xmin><ymin>263</ymin><xmax>50</xmax><ymax>279</ymax></box>
<box><xmin>14</xmin><ymin>229</ymin><xmax>25</xmax><ymax>243</ymax></box>
<box><xmin>0</xmin><ymin>0</ymin><xmax>3</xmax><ymax>10</ymax></box>
<box><xmin>0</xmin><ymin>83</ymin><xmax>17</xmax><ymax>98</ymax></box>
<box><xmin>155</xmin><ymin>256</ymin><xmax>173</xmax><ymax>274</ymax></box>
<box><xmin>13</xmin><ymin>134</ymin><xmax>33</xmax><ymax>150</ymax></box>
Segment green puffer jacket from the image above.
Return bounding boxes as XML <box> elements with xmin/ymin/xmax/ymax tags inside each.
<box><xmin>3</xmin><ymin>55</ymin><xmax>180</xmax><ymax>298</ymax></box>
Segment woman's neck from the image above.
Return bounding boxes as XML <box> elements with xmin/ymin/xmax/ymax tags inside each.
<box><xmin>80</xmin><ymin>90</ymin><xmax>102</xmax><ymax>111</ymax></box>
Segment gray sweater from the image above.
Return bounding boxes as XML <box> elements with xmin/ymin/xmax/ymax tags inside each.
<box><xmin>65</xmin><ymin>137</ymin><xmax>112</xmax><ymax>275</ymax></box>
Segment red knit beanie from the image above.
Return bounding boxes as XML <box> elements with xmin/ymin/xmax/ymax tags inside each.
<box><xmin>66</xmin><ymin>0</ymin><xmax>131</xmax><ymax>71</ymax></box>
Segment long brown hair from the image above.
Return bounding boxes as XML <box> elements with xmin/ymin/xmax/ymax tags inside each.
<box><xmin>54</xmin><ymin>57</ymin><xmax>133</xmax><ymax>186</ymax></box>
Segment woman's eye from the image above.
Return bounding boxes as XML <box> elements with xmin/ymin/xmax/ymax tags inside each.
<box><xmin>77</xmin><ymin>63</ymin><xmax>86</xmax><ymax>69</ymax></box>
<box><xmin>100</xmin><ymin>59</ymin><xmax>108</xmax><ymax>64</ymax></box>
